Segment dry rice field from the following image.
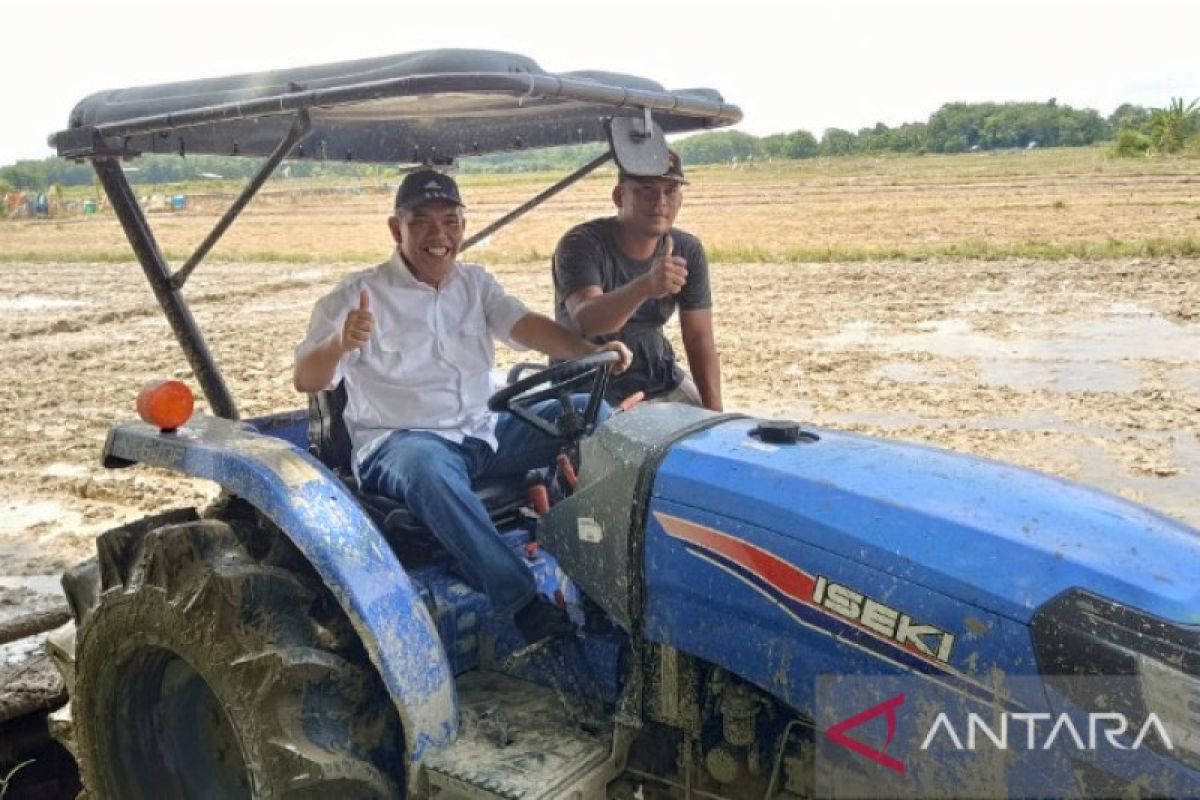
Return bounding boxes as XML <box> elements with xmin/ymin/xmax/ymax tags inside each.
<box><xmin>1</xmin><ymin>147</ymin><xmax>1198</xmax><ymax>577</ymax></box>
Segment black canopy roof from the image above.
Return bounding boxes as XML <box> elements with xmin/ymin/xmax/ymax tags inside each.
<box><xmin>51</xmin><ymin>49</ymin><xmax>742</xmax><ymax>164</ymax></box>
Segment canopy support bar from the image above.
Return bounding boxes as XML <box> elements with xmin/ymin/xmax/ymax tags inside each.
<box><xmin>462</xmin><ymin>150</ymin><xmax>613</xmax><ymax>252</ymax></box>
<box><xmin>93</xmin><ymin>157</ymin><xmax>238</xmax><ymax>419</ymax></box>
<box><xmin>171</xmin><ymin>110</ymin><xmax>311</xmax><ymax>289</ymax></box>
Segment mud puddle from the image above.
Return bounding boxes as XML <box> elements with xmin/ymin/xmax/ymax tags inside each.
<box><xmin>0</xmin><ymin>575</ymin><xmax>63</xmax><ymax>596</ymax></box>
<box><xmin>0</xmin><ymin>501</ymin><xmax>78</xmax><ymax>536</ymax></box>
<box><xmin>822</xmin><ymin>313</ymin><xmax>1200</xmax><ymax>362</ymax></box>
<box><xmin>0</xmin><ymin>576</ymin><xmax>65</xmax><ymax>666</ymax></box>
<box><xmin>0</xmin><ymin>296</ymin><xmax>92</xmax><ymax>312</ymax></box>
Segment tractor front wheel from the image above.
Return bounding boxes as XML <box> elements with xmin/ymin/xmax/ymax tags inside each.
<box><xmin>71</xmin><ymin>517</ymin><xmax>403</xmax><ymax>799</ymax></box>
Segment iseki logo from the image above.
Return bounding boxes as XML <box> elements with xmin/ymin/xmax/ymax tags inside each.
<box><xmin>812</xmin><ymin>576</ymin><xmax>955</xmax><ymax>664</ymax></box>
<box><xmin>825</xmin><ymin>693</ymin><xmax>1174</xmax><ymax>774</ymax></box>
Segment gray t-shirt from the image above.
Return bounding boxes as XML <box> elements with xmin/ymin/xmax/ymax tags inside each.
<box><xmin>553</xmin><ymin>217</ymin><xmax>711</xmax><ymax>402</ymax></box>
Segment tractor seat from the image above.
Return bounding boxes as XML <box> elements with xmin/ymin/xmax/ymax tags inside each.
<box><xmin>307</xmin><ymin>385</ymin><xmax>528</xmax><ymax>541</ymax></box>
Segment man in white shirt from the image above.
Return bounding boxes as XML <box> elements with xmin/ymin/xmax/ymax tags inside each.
<box><xmin>294</xmin><ymin>170</ymin><xmax>630</xmax><ymax>643</ymax></box>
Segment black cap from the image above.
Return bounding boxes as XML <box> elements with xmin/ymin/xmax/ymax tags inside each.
<box><xmin>619</xmin><ymin>149</ymin><xmax>688</xmax><ymax>185</ymax></box>
<box><xmin>394</xmin><ymin>169</ymin><xmax>465</xmax><ymax>212</ymax></box>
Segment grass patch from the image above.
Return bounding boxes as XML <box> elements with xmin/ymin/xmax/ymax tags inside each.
<box><xmin>0</xmin><ymin>250</ymin><xmax>136</xmax><ymax>264</ymax></box>
<box><xmin>6</xmin><ymin>238</ymin><xmax>1200</xmax><ymax>266</ymax></box>
<box><xmin>707</xmin><ymin>237</ymin><xmax>1200</xmax><ymax>264</ymax></box>
<box><xmin>470</xmin><ymin>247</ymin><xmax>553</xmax><ymax>264</ymax></box>
<box><xmin>0</xmin><ymin>249</ymin><xmax>378</xmax><ymax>265</ymax></box>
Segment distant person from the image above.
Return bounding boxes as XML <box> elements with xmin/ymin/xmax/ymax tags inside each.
<box><xmin>294</xmin><ymin>169</ymin><xmax>630</xmax><ymax>644</ymax></box>
<box><xmin>552</xmin><ymin>150</ymin><xmax>722</xmax><ymax>411</ymax></box>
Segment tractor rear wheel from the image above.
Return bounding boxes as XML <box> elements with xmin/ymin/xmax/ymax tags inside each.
<box><xmin>70</xmin><ymin>516</ymin><xmax>404</xmax><ymax>799</ymax></box>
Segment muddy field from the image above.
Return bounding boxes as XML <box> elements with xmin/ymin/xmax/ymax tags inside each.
<box><xmin>0</xmin><ymin>149</ymin><xmax>1198</xmax><ymax>580</ymax></box>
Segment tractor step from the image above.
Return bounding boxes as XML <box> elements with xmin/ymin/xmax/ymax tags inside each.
<box><xmin>423</xmin><ymin>670</ymin><xmax>616</xmax><ymax>800</ymax></box>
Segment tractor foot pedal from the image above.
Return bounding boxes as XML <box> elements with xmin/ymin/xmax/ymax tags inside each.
<box><xmin>423</xmin><ymin>671</ymin><xmax>618</xmax><ymax>800</ymax></box>
<box><xmin>546</xmin><ymin>641</ymin><xmax>608</xmax><ymax>732</ymax></box>
<box><xmin>501</xmin><ymin>638</ymin><xmax>607</xmax><ymax>732</ymax></box>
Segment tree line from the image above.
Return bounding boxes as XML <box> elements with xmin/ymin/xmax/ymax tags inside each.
<box><xmin>669</xmin><ymin>99</ymin><xmax>1191</xmax><ymax>164</ymax></box>
<box><xmin>0</xmin><ymin>155</ymin><xmax>390</xmax><ymax>195</ymax></box>
<box><xmin>3</xmin><ymin>99</ymin><xmax>1195</xmax><ymax>193</ymax></box>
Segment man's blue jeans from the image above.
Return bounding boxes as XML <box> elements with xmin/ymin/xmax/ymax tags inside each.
<box><xmin>358</xmin><ymin>396</ymin><xmax>609</xmax><ymax>615</ymax></box>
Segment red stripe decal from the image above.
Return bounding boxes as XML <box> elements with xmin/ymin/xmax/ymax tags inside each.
<box><xmin>655</xmin><ymin>512</ymin><xmax>816</xmax><ymax>602</ymax></box>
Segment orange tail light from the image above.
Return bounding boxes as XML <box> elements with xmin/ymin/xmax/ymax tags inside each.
<box><xmin>136</xmin><ymin>380</ymin><xmax>195</xmax><ymax>431</ymax></box>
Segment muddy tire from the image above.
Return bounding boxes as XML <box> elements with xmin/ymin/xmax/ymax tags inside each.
<box><xmin>71</xmin><ymin>516</ymin><xmax>404</xmax><ymax>799</ymax></box>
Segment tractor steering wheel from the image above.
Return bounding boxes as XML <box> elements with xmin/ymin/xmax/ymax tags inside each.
<box><xmin>487</xmin><ymin>351</ymin><xmax>619</xmax><ymax>440</ymax></box>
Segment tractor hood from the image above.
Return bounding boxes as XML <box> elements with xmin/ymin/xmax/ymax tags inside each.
<box><xmin>652</xmin><ymin>418</ymin><xmax>1200</xmax><ymax>625</ymax></box>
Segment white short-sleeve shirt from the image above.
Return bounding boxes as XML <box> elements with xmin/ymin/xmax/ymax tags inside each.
<box><xmin>295</xmin><ymin>251</ymin><xmax>529</xmax><ymax>473</ymax></box>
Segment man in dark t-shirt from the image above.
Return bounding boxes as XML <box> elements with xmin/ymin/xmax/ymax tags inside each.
<box><xmin>552</xmin><ymin>151</ymin><xmax>722</xmax><ymax>410</ymax></box>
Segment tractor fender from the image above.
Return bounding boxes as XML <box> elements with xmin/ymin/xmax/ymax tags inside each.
<box><xmin>101</xmin><ymin>413</ymin><xmax>456</xmax><ymax>764</ymax></box>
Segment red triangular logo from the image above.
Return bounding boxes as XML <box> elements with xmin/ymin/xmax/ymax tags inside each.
<box><xmin>825</xmin><ymin>693</ymin><xmax>906</xmax><ymax>774</ymax></box>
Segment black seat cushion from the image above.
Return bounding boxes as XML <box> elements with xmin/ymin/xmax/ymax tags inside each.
<box><xmin>308</xmin><ymin>384</ymin><xmax>354</xmax><ymax>474</ymax></box>
<box><xmin>308</xmin><ymin>386</ymin><xmax>529</xmax><ymax>541</ymax></box>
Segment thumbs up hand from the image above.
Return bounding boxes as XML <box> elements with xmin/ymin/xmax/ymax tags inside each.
<box><xmin>642</xmin><ymin>235</ymin><xmax>688</xmax><ymax>299</ymax></box>
<box><xmin>340</xmin><ymin>289</ymin><xmax>374</xmax><ymax>352</ymax></box>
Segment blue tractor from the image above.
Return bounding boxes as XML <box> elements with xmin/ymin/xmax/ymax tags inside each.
<box><xmin>41</xmin><ymin>51</ymin><xmax>1199</xmax><ymax>799</ymax></box>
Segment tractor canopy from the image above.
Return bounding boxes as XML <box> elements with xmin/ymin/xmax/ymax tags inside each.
<box><xmin>50</xmin><ymin>48</ymin><xmax>742</xmax><ymax>163</ymax></box>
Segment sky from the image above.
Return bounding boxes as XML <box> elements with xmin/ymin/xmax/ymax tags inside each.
<box><xmin>2</xmin><ymin>0</ymin><xmax>1197</xmax><ymax>167</ymax></box>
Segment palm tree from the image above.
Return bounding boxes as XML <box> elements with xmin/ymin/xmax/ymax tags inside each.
<box><xmin>1148</xmin><ymin>97</ymin><xmax>1199</xmax><ymax>154</ymax></box>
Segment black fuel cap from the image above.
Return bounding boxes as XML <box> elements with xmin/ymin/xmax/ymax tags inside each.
<box><xmin>753</xmin><ymin>419</ymin><xmax>816</xmax><ymax>444</ymax></box>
